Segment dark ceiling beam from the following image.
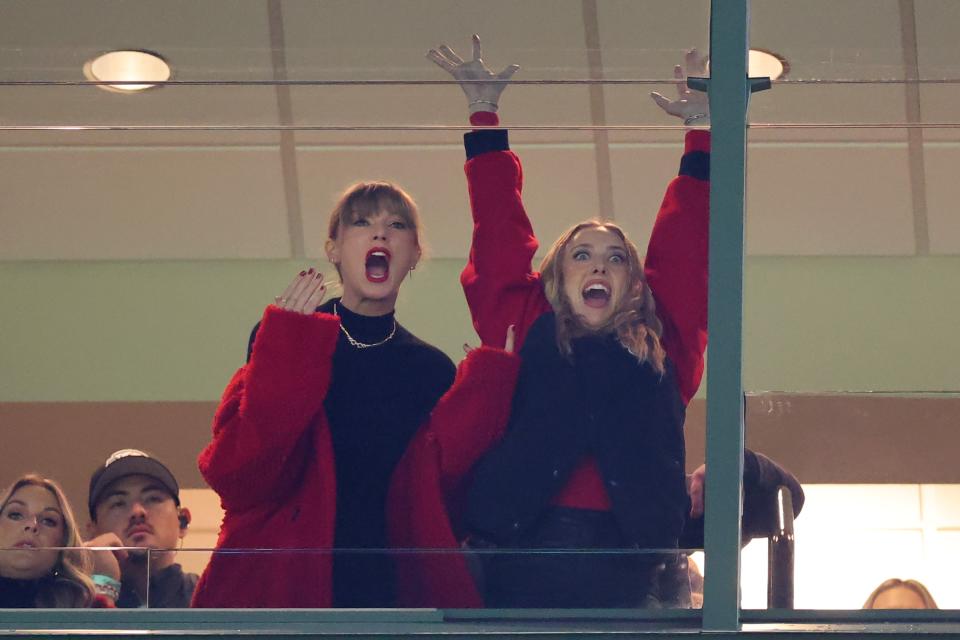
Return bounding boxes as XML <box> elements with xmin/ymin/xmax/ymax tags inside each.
<box><xmin>899</xmin><ymin>0</ymin><xmax>930</xmax><ymax>256</ymax></box>
<box><xmin>268</xmin><ymin>0</ymin><xmax>306</xmax><ymax>259</ymax></box>
<box><xmin>581</xmin><ymin>0</ymin><xmax>616</xmax><ymax>220</ymax></box>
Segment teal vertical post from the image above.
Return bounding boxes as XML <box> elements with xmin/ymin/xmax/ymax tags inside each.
<box><xmin>701</xmin><ymin>0</ymin><xmax>750</xmax><ymax>632</ymax></box>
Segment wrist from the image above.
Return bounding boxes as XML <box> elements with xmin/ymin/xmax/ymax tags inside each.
<box><xmin>92</xmin><ymin>573</ymin><xmax>121</xmax><ymax>602</ymax></box>
<box><xmin>683</xmin><ymin>113</ymin><xmax>710</xmax><ymax>127</ymax></box>
<box><xmin>468</xmin><ymin>99</ymin><xmax>499</xmax><ymax>114</ymax></box>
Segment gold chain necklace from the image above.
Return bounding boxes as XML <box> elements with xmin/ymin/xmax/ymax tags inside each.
<box><xmin>333</xmin><ymin>303</ymin><xmax>397</xmax><ymax>349</ymax></box>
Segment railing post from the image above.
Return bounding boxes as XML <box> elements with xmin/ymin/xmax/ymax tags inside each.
<box><xmin>701</xmin><ymin>0</ymin><xmax>750</xmax><ymax>632</ymax></box>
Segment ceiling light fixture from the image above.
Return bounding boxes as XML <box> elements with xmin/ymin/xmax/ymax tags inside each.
<box><xmin>706</xmin><ymin>49</ymin><xmax>789</xmax><ymax>81</ymax></box>
<box><xmin>84</xmin><ymin>50</ymin><xmax>171</xmax><ymax>93</ymax></box>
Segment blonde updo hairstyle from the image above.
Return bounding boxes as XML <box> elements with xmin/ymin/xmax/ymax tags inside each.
<box><xmin>539</xmin><ymin>219</ymin><xmax>665</xmax><ymax>374</ymax></box>
<box><xmin>0</xmin><ymin>474</ymin><xmax>96</xmax><ymax>608</ymax></box>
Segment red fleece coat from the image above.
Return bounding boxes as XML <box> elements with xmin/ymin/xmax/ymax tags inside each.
<box><xmin>388</xmin><ymin>129</ymin><xmax>710</xmax><ymax>608</ymax></box>
<box><xmin>192</xmin><ymin>307</ymin><xmax>339</xmax><ymax>608</ymax></box>
<box><xmin>192</xmin><ymin>306</ymin><xmax>520</xmax><ymax>609</ymax></box>
<box><xmin>388</xmin><ymin>347</ymin><xmax>520</xmax><ymax>608</ymax></box>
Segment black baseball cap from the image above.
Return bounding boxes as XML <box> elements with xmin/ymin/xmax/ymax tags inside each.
<box><xmin>88</xmin><ymin>449</ymin><xmax>180</xmax><ymax>520</ymax></box>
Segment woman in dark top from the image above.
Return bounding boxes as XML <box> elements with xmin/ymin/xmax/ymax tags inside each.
<box><xmin>428</xmin><ymin>37</ymin><xmax>710</xmax><ymax>607</ymax></box>
<box><xmin>0</xmin><ymin>474</ymin><xmax>109</xmax><ymax>608</ymax></box>
<box><xmin>193</xmin><ymin>182</ymin><xmax>455</xmax><ymax>608</ymax></box>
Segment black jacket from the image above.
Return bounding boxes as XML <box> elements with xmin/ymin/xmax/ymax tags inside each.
<box><xmin>465</xmin><ymin>313</ymin><xmax>689</xmax><ymax>547</ymax></box>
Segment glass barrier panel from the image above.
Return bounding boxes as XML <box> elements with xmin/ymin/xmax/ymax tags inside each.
<box><xmin>0</xmin><ymin>547</ymin><xmax>705</xmax><ymax>610</ymax></box>
<box><xmin>182</xmin><ymin>547</ymin><xmax>708</xmax><ymax>610</ymax></box>
<box><xmin>0</xmin><ymin>0</ymin><xmax>712</xmax><ymax>130</ymax></box>
<box><xmin>735</xmin><ymin>392</ymin><xmax>960</xmax><ymax>610</ymax></box>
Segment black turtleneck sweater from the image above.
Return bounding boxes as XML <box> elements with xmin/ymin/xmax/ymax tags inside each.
<box><xmin>247</xmin><ymin>297</ymin><xmax>455</xmax><ymax>607</ymax></box>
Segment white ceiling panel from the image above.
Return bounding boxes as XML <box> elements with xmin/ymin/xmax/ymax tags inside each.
<box><xmin>287</xmin><ymin>84</ymin><xmax>595</xmax><ymax>138</ymax></box>
<box><xmin>608</xmin><ymin>142</ymin><xmax>689</xmax><ymax>254</ymax></box>
<box><xmin>297</xmin><ymin>142</ymin><xmax>601</xmax><ymax>260</ymax></box>
<box><xmin>297</xmin><ymin>145</ymin><xmax>472</xmax><ymax>259</ymax></box>
<box><xmin>0</xmin><ymin>147</ymin><xmax>290</xmax><ymax>260</ymax></box>
<box><xmin>922</xmin><ymin>143</ymin><xmax>960</xmax><ymax>254</ymax></box>
<box><xmin>746</xmin><ymin>143</ymin><xmax>915</xmax><ymax>255</ymax></box>
<box><xmin>915</xmin><ymin>0</ymin><xmax>960</xmax><ymax>79</ymax></box>
<box><xmin>0</xmin><ymin>1</ymin><xmax>276</xmax><ymax>81</ymax></box>
<box><xmin>281</xmin><ymin>0</ymin><xmax>591</xmax><ymax>80</ymax></box>
<box><xmin>751</xmin><ymin>0</ymin><xmax>905</xmax><ymax>81</ymax></box>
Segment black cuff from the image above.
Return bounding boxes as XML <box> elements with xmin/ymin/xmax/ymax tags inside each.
<box><xmin>679</xmin><ymin>151</ymin><xmax>710</xmax><ymax>181</ymax></box>
<box><xmin>464</xmin><ymin>129</ymin><xmax>510</xmax><ymax>160</ymax></box>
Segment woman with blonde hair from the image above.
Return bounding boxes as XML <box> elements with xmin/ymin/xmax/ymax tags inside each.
<box><xmin>0</xmin><ymin>474</ymin><xmax>111</xmax><ymax>608</ymax></box>
<box><xmin>193</xmin><ymin>181</ymin><xmax>456</xmax><ymax>608</ymax></box>
<box><xmin>423</xmin><ymin>37</ymin><xmax>711</xmax><ymax>607</ymax></box>
<box><xmin>863</xmin><ymin>578</ymin><xmax>939</xmax><ymax>609</ymax></box>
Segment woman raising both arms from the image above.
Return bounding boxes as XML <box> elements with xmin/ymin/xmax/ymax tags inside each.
<box><xmin>192</xmin><ymin>183</ymin><xmax>456</xmax><ymax>608</ymax></box>
<box><xmin>419</xmin><ymin>37</ymin><xmax>711</xmax><ymax>607</ymax></box>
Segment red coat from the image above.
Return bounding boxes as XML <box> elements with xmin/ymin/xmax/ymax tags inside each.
<box><xmin>192</xmin><ymin>307</ymin><xmax>340</xmax><ymax>608</ymax></box>
<box><xmin>192</xmin><ymin>306</ymin><xmax>520</xmax><ymax>609</ymax></box>
<box><xmin>388</xmin><ymin>347</ymin><xmax>520</xmax><ymax>608</ymax></box>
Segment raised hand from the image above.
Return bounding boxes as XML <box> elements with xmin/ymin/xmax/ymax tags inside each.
<box><xmin>84</xmin><ymin>532</ymin><xmax>126</xmax><ymax>582</ymax></box>
<box><xmin>273</xmin><ymin>269</ymin><xmax>328</xmax><ymax>315</ymax></box>
<box><xmin>463</xmin><ymin>324</ymin><xmax>515</xmax><ymax>355</ymax></box>
<box><xmin>650</xmin><ymin>49</ymin><xmax>710</xmax><ymax>126</ymax></box>
<box><xmin>427</xmin><ymin>34</ymin><xmax>520</xmax><ymax>114</ymax></box>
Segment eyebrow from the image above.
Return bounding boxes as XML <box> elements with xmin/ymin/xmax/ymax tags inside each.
<box><xmin>140</xmin><ymin>484</ymin><xmax>172</xmax><ymax>497</ymax></box>
<box><xmin>570</xmin><ymin>243</ymin><xmax>626</xmax><ymax>252</ymax></box>
<box><xmin>4</xmin><ymin>500</ymin><xmax>63</xmax><ymax>516</ymax></box>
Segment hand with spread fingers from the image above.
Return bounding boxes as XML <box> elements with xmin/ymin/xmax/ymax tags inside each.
<box><xmin>427</xmin><ymin>34</ymin><xmax>520</xmax><ymax>114</ymax></box>
<box><xmin>650</xmin><ymin>49</ymin><xmax>710</xmax><ymax>126</ymax></box>
<box><xmin>273</xmin><ymin>268</ymin><xmax>328</xmax><ymax>315</ymax></box>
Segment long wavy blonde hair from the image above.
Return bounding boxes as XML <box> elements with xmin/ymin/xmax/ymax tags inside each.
<box><xmin>539</xmin><ymin>219</ymin><xmax>665</xmax><ymax>374</ymax></box>
<box><xmin>0</xmin><ymin>474</ymin><xmax>96</xmax><ymax>608</ymax></box>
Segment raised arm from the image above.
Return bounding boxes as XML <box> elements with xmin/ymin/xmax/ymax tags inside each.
<box><xmin>429</xmin><ymin>35</ymin><xmax>550</xmax><ymax>348</ymax></box>
<box><xmin>198</xmin><ymin>271</ymin><xmax>336</xmax><ymax>512</ymax></box>
<box><xmin>645</xmin><ymin>50</ymin><xmax>711</xmax><ymax>405</ymax></box>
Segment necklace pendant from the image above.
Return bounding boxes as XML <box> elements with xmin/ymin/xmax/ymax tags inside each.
<box><xmin>334</xmin><ymin>303</ymin><xmax>397</xmax><ymax>349</ymax></box>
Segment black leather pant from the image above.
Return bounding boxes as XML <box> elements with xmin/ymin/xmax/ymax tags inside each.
<box><xmin>471</xmin><ymin>506</ymin><xmax>668</xmax><ymax>608</ymax></box>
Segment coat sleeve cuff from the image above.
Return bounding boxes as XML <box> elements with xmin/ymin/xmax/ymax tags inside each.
<box><xmin>464</xmin><ymin>129</ymin><xmax>510</xmax><ymax>160</ymax></box>
<box><xmin>679</xmin><ymin>129</ymin><xmax>710</xmax><ymax>181</ymax></box>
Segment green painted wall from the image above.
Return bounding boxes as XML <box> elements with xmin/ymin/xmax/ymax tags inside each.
<box><xmin>1</xmin><ymin>256</ymin><xmax>958</xmax><ymax>401</ymax></box>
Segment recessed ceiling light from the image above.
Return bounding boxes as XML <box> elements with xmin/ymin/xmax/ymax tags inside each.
<box><xmin>748</xmin><ymin>49</ymin><xmax>788</xmax><ymax>80</ymax></box>
<box><xmin>84</xmin><ymin>50</ymin><xmax>170</xmax><ymax>93</ymax></box>
<box><xmin>706</xmin><ymin>49</ymin><xmax>789</xmax><ymax>81</ymax></box>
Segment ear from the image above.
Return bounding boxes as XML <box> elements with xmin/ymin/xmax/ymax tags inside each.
<box><xmin>324</xmin><ymin>238</ymin><xmax>340</xmax><ymax>265</ymax></box>
<box><xmin>177</xmin><ymin>508</ymin><xmax>191</xmax><ymax>537</ymax></box>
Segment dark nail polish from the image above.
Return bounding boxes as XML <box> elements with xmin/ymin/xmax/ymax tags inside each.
<box><xmin>299</xmin><ymin>270</ymin><xmax>306</xmax><ymax>276</ymax></box>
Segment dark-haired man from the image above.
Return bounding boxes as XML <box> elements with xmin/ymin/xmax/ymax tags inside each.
<box><xmin>85</xmin><ymin>449</ymin><xmax>198</xmax><ymax>608</ymax></box>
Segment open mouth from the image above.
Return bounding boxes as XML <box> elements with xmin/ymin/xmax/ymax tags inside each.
<box><xmin>365</xmin><ymin>247</ymin><xmax>391</xmax><ymax>283</ymax></box>
<box><xmin>581</xmin><ymin>281</ymin><xmax>611</xmax><ymax>309</ymax></box>
<box><xmin>13</xmin><ymin>541</ymin><xmax>37</xmax><ymax>549</ymax></box>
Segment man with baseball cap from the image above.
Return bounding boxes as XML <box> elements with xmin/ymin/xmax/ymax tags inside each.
<box><xmin>85</xmin><ymin>449</ymin><xmax>198</xmax><ymax>608</ymax></box>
